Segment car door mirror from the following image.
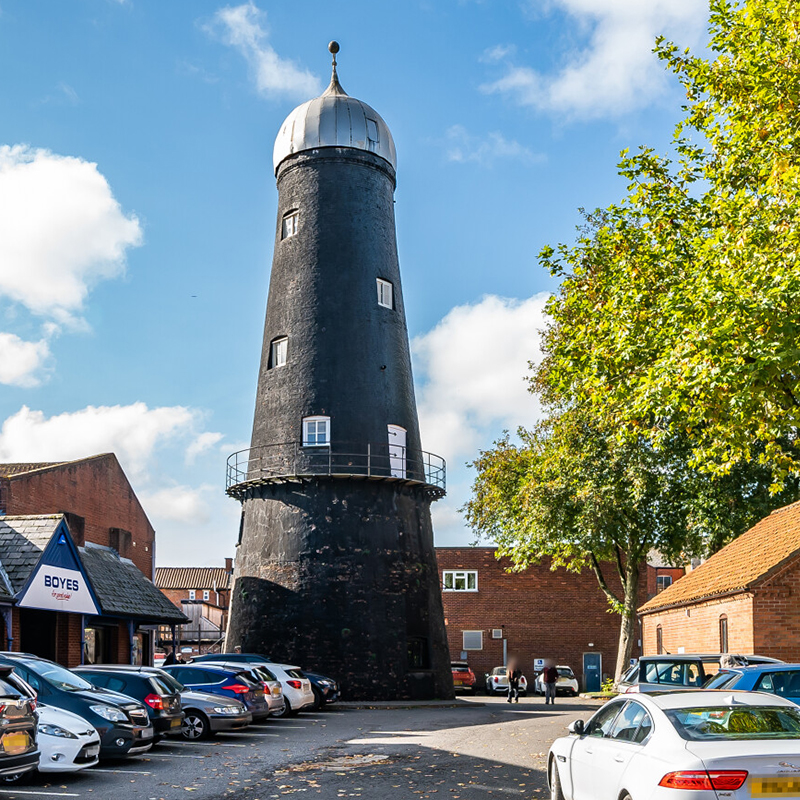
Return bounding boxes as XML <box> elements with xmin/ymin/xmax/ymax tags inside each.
<box><xmin>568</xmin><ymin>719</ymin><xmax>584</xmax><ymax>736</ymax></box>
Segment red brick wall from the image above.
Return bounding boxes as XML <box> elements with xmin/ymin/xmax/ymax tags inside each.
<box><xmin>3</xmin><ymin>455</ymin><xmax>155</xmax><ymax>578</ymax></box>
<box><xmin>160</xmin><ymin>588</ymin><xmax>230</xmax><ymax>611</ymax></box>
<box><xmin>436</xmin><ymin>548</ymin><xmax>647</xmax><ymax>690</ymax></box>
<box><xmin>641</xmin><ymin>594</ymin><xmax>754</xmax><ymax>657</ymax></box>
<box><xmin>753</xmin><ymin>557</ymin><xmax>800</xmax><ymax>662</ymax></box>
<box><xmin>647</xmin><ymin>567</ymin><xmax>686</xmax><ymax>598</ymax></box>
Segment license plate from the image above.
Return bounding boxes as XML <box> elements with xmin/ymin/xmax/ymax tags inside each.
<box><xmin>752</xmin><ymin>778</ymin><xmax>800</xmax><ymax>797</ymax></box>
<box><xmin>454</xmin><ymin>680</ymin><xmax>463</xmax><ymax>686</ymax></box>
<box><xmin>170</xmin><ymin>718</ymin><xmax>182</xmax><ymax>728</ymax></box>
<box><xmin>2</xmin><ymin>732</ymin><xmax>30</xmax><ymax>755</ymax></box>
<box><xmin>138</xmin><ymin>726</ymin><xmax>154</xmax><ymax>739</ymax></box>
<box><xmin>86</xmin><ymin>746</ymin><xmax>100</xmax><ymax>757</ymax></box>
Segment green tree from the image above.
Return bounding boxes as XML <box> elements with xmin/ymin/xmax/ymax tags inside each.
<box><xmin>538</xmin><ymin>0</ymin><xmax>800</xmax><ymax>483</ymax></box>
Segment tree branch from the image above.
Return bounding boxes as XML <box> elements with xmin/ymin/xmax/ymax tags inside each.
<box><xmin>614</xmin><ymin>545</ymin><xmax>626</xmax><ymax>584</ymax></box>
<box><xmin>589</xmin><ymin>551</ymin><xmax>622</xmax><ymax>607</ymax></box>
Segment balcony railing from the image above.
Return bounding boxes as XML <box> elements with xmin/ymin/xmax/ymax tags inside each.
<box><xmin>226</xmin><ymin>441</ymin><xmax>446</xmax><ymax>500</ymax></box>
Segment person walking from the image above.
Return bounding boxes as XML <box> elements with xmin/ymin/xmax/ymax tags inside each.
<box><xmin>543</xmin><ymin>662</ymin><xmax>558</xmax><ymax>705</ymax></box>
<box><xmin>507</xmin><ymin>661</ymin><xmax>522</xmax><ymax>704</ymax></box>
<box><xmin>162</xmin><ymin>646</ymin><xmax>177</xmax><ymax>666</ymax></box>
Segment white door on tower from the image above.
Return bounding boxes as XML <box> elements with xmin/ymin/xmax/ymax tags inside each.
<box><xmin>388</xmin><ymin>425</ymin><xmax>407</xmax><ymax>479</ymax></box>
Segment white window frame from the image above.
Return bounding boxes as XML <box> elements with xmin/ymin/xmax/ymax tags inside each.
<box><xmin>188</xmin><ymin>590</ymin><xmax>196</xmax><ymax>600</ymax></box>
<box><xmin>270</xmin><ymin>337</ymin><xmax>288</xmax><ymax>368</ymax></box>
<box><xmin>281</xmin><ymin>210</ymin><xmax>299</xmax><ymax>239</ymax></box>
<box><xmin>303</xmin><ymin>416</ymin><xmax>330</xmax><ymax>447</ymax></box>
<box><xmin>462</xmin><ymin>630</ymin><xmax>483</xmax><ymax>651</ymax></box>
<box><xmin>656</xmin><ymin>575</ymin><xmax>673</xmax><ymax>593</ymax></box>
<box><xmin>442</xmin><ymin>570</ymin><xmax>478</xmax><ymax>592</ymax></box>
<box><xmin>377</xmin><ymin>278</ymin><xmax>393</xmax><ymax>309</ymax></box>
<box><xmin>203</xmin><ymin>590</ymin><xmax>210</xmax><ymax>601</ymax></box>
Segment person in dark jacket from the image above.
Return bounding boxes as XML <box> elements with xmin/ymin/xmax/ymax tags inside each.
<box><xmin>507</xmin><ymin>661</ymin><xmax>522</xmax><ymax>704</ymax></box>
<box><xmin>162</xmin><ymin>646</ymin><xmax>177</xmax><ymax>666</ymax></box>
<box><xmin>543</xmin><ymin>662</ymin><xmax>558</xmax><ymax>705</ymax></box>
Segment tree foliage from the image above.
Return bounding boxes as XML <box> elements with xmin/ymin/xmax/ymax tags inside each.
<box><xmin>537</xmin><ymin>0</ymin><xmax>800</xmax><ymax>483</ymax></box>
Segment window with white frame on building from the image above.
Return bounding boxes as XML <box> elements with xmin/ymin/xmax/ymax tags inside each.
<box><xmin>270</xmin><ymin>337</ymin><xmax>288</xmax><ymax>368</ymax></box>
<box><xmin>442</xmin><ymin>570</ymin><xmax>478</xmax><ymax>592</ymax></box>
<box><xmin>203</xmin><ymin>590</ymin><xmax>210</xmax><ymax>601</ymax></box>
<box><xmin>281</xmin><ymin>210</ymin><xmax>299</xmax><ymax>239</ymax></box>
<box><xmin>377</xmin><ymin>278</ymin><xmax>393</xmax><ymax>309</ymax></box>
<box><xmin>656</xmin><ymin>575</ymin><xmax>673</xmax><ymax>593</ymax></box>
<box><xmin>462</xmin><ymin>630</ymin><xmax>483</xmax><ymax>651</ymax></box>
<box><xmin>303</xmin><ymin>416</ymin><xmax>330</xmax><ymax>446</ymax></box>
<box><xmin>188</xmin><ymin>590</ymin><xmax>196</xmax><ymax>600</ymax></box>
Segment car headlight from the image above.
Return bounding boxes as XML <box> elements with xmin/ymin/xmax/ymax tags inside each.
<box><xmin>39</xmin><ymin>722</ymin><xmax>79</xmax><ymax>739</ymax></box>
<box><xmin>212</xmin><ymin>706</ymin><xmax>241</xmax><ymax>715</ymax></box>
<box><xmin>317</xmin><ymin>680</ymin><xmax>332</xmax><ymax>687</ymax></box>
<box><xmin>90</xmin><ymin>704</ymin><xmax>128</xmax><ymax>722</ymax></box>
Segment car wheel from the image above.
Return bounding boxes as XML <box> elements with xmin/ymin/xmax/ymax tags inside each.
<box><xmin>549</xmin><ymin>758</ymin><xmax>565</xmax><ymax>800</ymax></box>
<box><xmin>183</xmin><ymin>710</ymin><xmax>211</xmax><ymax>740</ymax></box>
<box><xmin>311</xmin><ymin>687</ymin><xmax>324</xmax><ymax>711</ymax></box>
<box><xmin>273</xmin><ymin>698</ymin><xmax>292</xmax><ymax>718</ymax></box>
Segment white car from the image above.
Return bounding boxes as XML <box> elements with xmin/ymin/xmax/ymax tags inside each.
<box><xmin>535</xmin><ymin>666</ymin><xmax>579</xmax><ymax>696</ymax></box>
<box><xmin>548</xmin><ymin>690</ymin><xmax>800</xmax><ymax>800</ymax></box>
<box><xmin>485</xmin><ymin>667</ymin><xmax>528</xmax><ymax>696</ymax></box>
<box><xmin>37</xmin><ymin>705</ymin><xmax>100</xmax><ymax>772</ymax></box>
<box><xmin>267</xmin><ymin>664</ymin><xmax>315</xmax><ymax>717</ymax></box>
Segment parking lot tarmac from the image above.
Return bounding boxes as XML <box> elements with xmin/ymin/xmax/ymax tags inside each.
<box><xmin>0</xmin><ymin>696</ymin><xmax>603</xmax><ymax>800</ymax></box>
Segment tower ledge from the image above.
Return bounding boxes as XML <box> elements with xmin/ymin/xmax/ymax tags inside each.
<box><xmin>226</xmin><ymin>442</ymin><xmax>446</xmax><ymax>501</ymax></box>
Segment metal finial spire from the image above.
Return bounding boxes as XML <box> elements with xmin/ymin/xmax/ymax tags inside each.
<box><xmin>323</xmin><ymin>40</ymin><xmax>347</xmax><ymax>96</ymax></box>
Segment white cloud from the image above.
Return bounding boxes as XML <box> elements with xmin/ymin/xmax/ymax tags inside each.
<box><xmin>139</xmin><ymin>485</ymin><xmax>213</xmax><ymax>525</ymax></box>
<box><xmin>480</xmin><ymin>44</ymin><xmax>516</xmax><ymax>63</ymax></box>
<box><xmin>186</xmin><ymin>431</ymin><xmax>225</xmax><ymax>463</ymax></box>
<box><xmin>0</xmin><ymin>145</ymin><xmax>142</xmax><ymax>325</ymax></box>
<box><xmin>412</xmin><ymin>293</ymin><xmax>549</xmax><ymax>463</ymax></box>
<box><xmin>444</xmin><ymin>125</ymin><xmax>545</xmax><ymax>166</ymax></box>
<box><xmin>208</xmin><ymin>2</ymin><xmax>320</xmax><ymax>100</ymax></box>
<box><xmin>482</xmin><ymin>0</ymin><xmax>707</xmax><ymax>118</ymax></box>
<box><xmin>0</xmin><ymin>403</ymin><xmax>196</xmax><ymax>479</ymax></box>
<box><xmin>0</xmin><ymin>333</ymin><xmax>51</xmax><ymax>387</ymax></box>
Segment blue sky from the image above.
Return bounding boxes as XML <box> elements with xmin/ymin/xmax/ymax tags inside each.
<box><xmin>0</xmin><ymin>0</ymin><xmax>709</xmax><ymax>565</ymax></box>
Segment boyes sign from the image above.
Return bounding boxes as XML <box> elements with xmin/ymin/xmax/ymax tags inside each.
<box><xmin>18</xmin><ymin>526</ymin><xmax>100</xmax><ymax>616</ymax></box>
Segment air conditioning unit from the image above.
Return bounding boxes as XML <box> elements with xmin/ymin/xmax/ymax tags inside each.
<box><xmin>492</xmin><ymin>629</ymin><xmax>503</xmax><ymax>639</ymax></box>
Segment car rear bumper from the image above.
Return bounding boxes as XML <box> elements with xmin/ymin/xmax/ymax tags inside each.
<box><xmin>0</xmin><ymin>750</ymin><xmax>39</xmax><ymax>777</ymax></box>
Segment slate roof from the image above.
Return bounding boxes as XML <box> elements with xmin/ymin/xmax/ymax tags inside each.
<box><xmin>0</xmin><ymin>515</ymin><xmax>62</xmax><ymax>594</ymax></box>
<box><xmin>81</xmin><ymin>544</ymin><xmax>188</xmax><ymax>624</ymax></box>
<box><xmin>639</xmin><ymin>500</ymin><xmax>800</xmax><ymax>614</ymax></box>
<box><xmin>154</xmin><ymin>567</ymin><xmax>232</xmax><ymax>591</ymax></box>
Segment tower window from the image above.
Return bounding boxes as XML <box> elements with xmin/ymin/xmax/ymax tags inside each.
<box><xmin>377</xmin><ymin>278</ymin><xmax>393</xmax><ymax>309</ymax></box>
<box><xmin>303</xmin><ymin>416</ymin><xmax>330</xmax><ymax>447</ymax></box>
<box><xmin>270</xmin><ymin>337</ymin><xmax>288</xmax><ymax>368</ymax></box>
<box><xmin>281</xmin><ymin>211</ymin><xmax>299</xmax><ymax>239</ymax></box>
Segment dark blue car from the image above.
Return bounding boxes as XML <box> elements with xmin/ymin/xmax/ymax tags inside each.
<box><xmin>705</xmin><ymin>663</ymin><xmax>800</xmax><ymax>702</ymax></box>
<box><xmin>164</xmin><ymin>665</ymin><xmax>270</xmax><ymax>721</ymax></box>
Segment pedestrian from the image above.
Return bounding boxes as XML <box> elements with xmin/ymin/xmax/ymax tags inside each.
<box><xmin>543</xmin><ymin>661</ymin><xmax>558</xmax><ymax>705</ymax></box>
<box><xmin>234</xmin><ymin>645</ymin><xmax>242</xmax><ymax>654</ymax></box>
<box><xmin>162</xmin><ymin>646</ymin><xmax>177</xmax><ymax>666</ymax></box>
<box><xmin>507</xmin><ymin>660</ymin><xmax>522</xmax><ymax>704</ymax></box>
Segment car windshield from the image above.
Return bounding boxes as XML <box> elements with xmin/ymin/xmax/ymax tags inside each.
<box><xmin>155</xmin><ymin>671</ymin><xmax>185</xmax><ymax>693</ymax></box>
<box><xmin>621</xmin><ymin>664</ymin><xmax>638</xmax><ymax>683</ymax></box>
<box><xmin>452</xmin><ymin>665</ymin><xmax>469</xmax><ymax>672</ymax></box>
<box><xmin>253</xmin><ymin>666</ymin><xmax>277</xmax><ymax>681</ymax></box>
<box><xmin>557</xmin><ymin>668</ymin><xmax>574</xmax><ymax>678</ymax></box>
<box><xmin>703</xmin><ymin>671</ymin><xmax>739</xmax><ymax>690</ymax></box>
<box><xmin>148</xmin><ymin>676</ymin><xmax>175</xmax><ymax>695</ymax></box>
<box><xmin>0</xmin><ymin>677</ymin><xmax>23</xmax><ymax>699</ymax></box>
<box><xmin>286</xmin><ymin>669</ymin><xmax>304</xmax><ymax>680</ymax></box>
<box><xmin>666</xmin><ymin>706</ymin><xmax>800</xmax><ymax>740</ymax></box>
<box><xmin>492</xmin><ymin>668</ymin><xmax>507</xmax><ymax>676</ymax></box>
<box><xmin>22</xmin><ymin>659</ymin><xmax>93</xmax><ymax>692</ymax></box>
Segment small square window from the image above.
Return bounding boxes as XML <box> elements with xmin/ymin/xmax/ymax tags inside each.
<box><xmin>462</xmin><ymin>631</ymin><xmax>483</xmax><ymax>651</ymax></box>
<box><xmin>203</xmin><ymin>590</ymin><xmax>210</xmax><ymax>601</ymax></box>
<box><xmin>377</xmin><ymin>278</ymin><xmax>393</xmax><ymax>309</ymax></box>
<box><xmin>188</xmin><ymin>590</ymin><xmax>196</xmax><ymax>600</ymax></box>
<box><xmin>282</xmin><ymin>211</ymin><xmax>299</xmax><ymax>239</ymax></box>
<box><xmin>442</xmin><ymin>570</ymin><xmax>478</xmax><ymax>592</ymax></box>
<box><xmin>270</xmin><ymin>337</ymin><xmax>288</xmax><ymax>368</ymax></box>
<box><xmin>303</xmin><ymin>416</ymin><xmax>330</xmax><ymax>447</ymax></box>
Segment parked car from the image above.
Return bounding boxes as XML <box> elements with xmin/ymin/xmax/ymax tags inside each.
<box><xmin>189</xmin><ymin>652</ymin><xmax>271</xmax><ymax>665</ymax></box>
<box><xmin>304</xmin><ymin>672</ymin><xmax>340</xmax><ymax>709</ymax></box>
<box><xmin>0</xmin><ymin>653</ymin><xmax>153</xmax><ymax>760</ymax></box>
<box><xmin>137</xmin><ymin>667</ymin><xmax>252</xmax><ymax>740</ymax></box>
<box><xmin>484</xmin><ymin>666</ymin><xmax>527</xmax><ymax>696</ymax></box>
<box><xmin>548</xmin><ymin>690</ymin><xmax>800</xmax><ymax>800</ymax></box>
<box><xmin>36</xmin><ymin>705</ymin><xmax>100</xmax><ymax>773</ymax></box>
<box><xmin>74</xmin><ymin>666</ymin><xmax>184</xmax><ymax>740</ymax></box>
<box><xmin>163</xmin><ymin>664</ymin><xmax>271</xmax><ymax>721</ymax></box>
<box><xmin>195</xmin><ymin>661</ymin><xmax>285</xmax><ymax>718</ymax></box>
<box><xmin>618</xmin><ymin>653</ymin><xmax>783</xmax><ymax>693</ymax></box>
<box><xmin>451</xmin><ymin>662</ymin><xmax>477</xmax><ymax>694</ymax></box>
<box><xmin>534</xmin><ymin>666</ymin><xmax>579</xmax><ymax>696</ymax></box>
<box><xmin>703</xmin><ymin>663</ymin><xmax>800</xmax><ymax>702</ymax></box>
<box><xmin>0</xmin><ymin>666</ymin><xmax>39</xmax><ymax>780</ymax></box>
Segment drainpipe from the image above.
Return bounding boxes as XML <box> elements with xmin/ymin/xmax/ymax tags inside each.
<box><xmin>80</xmin><ymin>615</ymin><xmax>85</xmax><ymax>665</ymax></box>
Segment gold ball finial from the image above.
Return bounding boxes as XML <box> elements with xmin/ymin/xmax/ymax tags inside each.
<box><xmin>328</xmin><ymin>41</ymin><xmax>340</xmax><ymax>55</ymax></box>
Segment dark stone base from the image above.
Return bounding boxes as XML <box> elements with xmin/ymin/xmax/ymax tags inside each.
<box><xmin>226</xmin><ymin>478</ymin><xmax>453</xmax><ymax>701</ymax></box>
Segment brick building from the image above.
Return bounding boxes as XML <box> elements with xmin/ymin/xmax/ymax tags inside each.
<box><xmin>639</xmin><ymin>500</ymin><xmax>800</xmax><ymax>661</ymax></box>
<box><xmin>155</xmin><ymin>563</ymin><xmax>234</xmax><ymax>656</ymax></box>
<box><xmin>0</xmin><ymin>457</ymin><xmax>185</xmax><ymax>666</ymax></box>
<box><xmin>436</xmin><ymin>547</ymin><xmax>648</xmax><ymax>691</ymax></box>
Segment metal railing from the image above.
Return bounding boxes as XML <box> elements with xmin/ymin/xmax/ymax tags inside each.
<box><xmin>226</xmin><ymin>441</ymin><xmax>446</xmax><ymax>498</ymax></box>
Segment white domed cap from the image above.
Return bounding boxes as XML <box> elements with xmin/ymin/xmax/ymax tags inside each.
<box><xmin>272</xmin><ymin>46</ymin><xmax>397</xmax><ymax>174</ymax></box>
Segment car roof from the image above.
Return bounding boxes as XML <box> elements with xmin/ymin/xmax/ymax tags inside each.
<box><xmin>632</xmin><ymin>690</ymin><xmax>798</xmax><ymax>710</ymax></box>
<box><xmin>732</xmin><ymin>663</ymin><xmax>800</xmax><ymax>673</ymax></box>
<box><xmin>75</xmin><ymin>664</ymin><xmax>146</xmax><ymax>672</ymax></box>
<box><xmin>638</xmin><ymin>654</ymin><xmax>781</xmax><ymax>662</ymax></box>
<box><xmin>165</xmin><ymin>663</ymin><xmax>238</xmax><ymax>673</ymax></box>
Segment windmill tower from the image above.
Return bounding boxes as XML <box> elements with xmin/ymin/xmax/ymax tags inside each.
<box><xmin>225</xmin><ymin>43</ymin><xmax>452</xmax><ymax>700</ymax></box>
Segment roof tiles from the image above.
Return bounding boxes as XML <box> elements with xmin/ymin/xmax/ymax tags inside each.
<box><xmin>155</xmin><ymin>567</ymin><xmax>231</xmax><ymax>591</ymax></box>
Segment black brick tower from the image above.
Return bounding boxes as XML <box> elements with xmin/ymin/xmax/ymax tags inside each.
<box><xmin>225</xmin><ymin>44</ymin><xmax>452</xmax><ymax>700</ymax></box>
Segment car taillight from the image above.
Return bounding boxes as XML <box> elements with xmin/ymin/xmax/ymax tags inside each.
<box><xmin>659</xmin><ymin>771</ymin><xmax>748</xmax><ymax>791</ymax></box>
<box><xmin>287</xmin><ymin>680</ymin><xmax>302</xmax><ymax>689</ymax></box>
<box><xmin>144</xmin><ymin>694</ymin><xmax>164</xmax><ymax>710</ymax></box>
<box><xmin>228</xmin><ymin>684</ymin><xmax>251</xmax><ymax>694</ymax></box>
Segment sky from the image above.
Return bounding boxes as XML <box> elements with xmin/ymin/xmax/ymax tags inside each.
<box><xmin>0</xmin><ymin>0</ymin><xmax>710</xmax><ymax>566</ymax></box>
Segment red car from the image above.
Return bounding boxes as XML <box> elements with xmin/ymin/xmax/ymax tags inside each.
<box><xmin>451</xmin><ymin>662</ymin><xmax>477</xmax><ymax>694</ymax></box>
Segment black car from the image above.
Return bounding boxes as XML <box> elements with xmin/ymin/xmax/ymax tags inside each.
<box><xmin>304</xmin><ymin>671</ymin><xmax>340</xmax><ymax>709</ymax></box>
<box><xmin>75</xmin><ymin>666</ymin><xmax>184</xmax><ymax>739</ymax></box>
<box><xmin>0</xmin><ymin>667</ymin><xmax>38</xmax><ymax>780</ymax></box>
<box><xmin>0</xmin><ymin>653</ymin><xmax>154</xmax><ymax>759</ymax></box>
